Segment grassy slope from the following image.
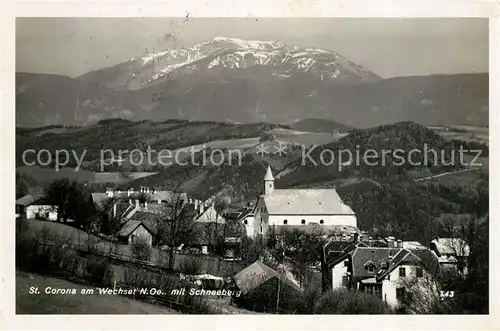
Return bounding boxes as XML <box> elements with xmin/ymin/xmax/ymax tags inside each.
<box><xmin>16</xmin><ymin>271</ymin><xmax>177</xmax><ymax>314</ymax></box>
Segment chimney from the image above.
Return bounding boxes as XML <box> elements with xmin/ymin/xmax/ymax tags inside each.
<box><xmin>113</xmin><ymin>203</ymin><xmax>117</xmax><ymax>218</ymax></box>
<box><xmin>353</xmin><ymin>233</ymin><xmax>360</xmax><ymax>242</ymax></box>
<box><xmin>386</xmin><ymin>236</ymin><xmax>395</xmax><ymax>248</ymax></box>
<box><xmin>128</xmin><ymin>198</ymin><xmax>132</xmax><ymax>205</ymax></box>
<box><xmin>152</xmin><ymin>188</ymin><xmax>156</xmax><ymax>194</ymax></box>
<box><xmin>397</xmin><ymin>239</ymin><xmax>403</xmax><ymax>248</ymax></box>
<box><xmin>145</xmin><ymin>187</ymin><xmax>150</xmax><ymax>194</ymax></box>
<box><xmin>106</xmin><ymin>188</ymin><xmax>114</xmax><ymax>198</ymax></box>
<box><xmin>135</xmin><ymin>199</ymin><xmax>140</xmax><ymax>210</ymax></box>
<box><xmin>194</xmin><ymin>199</ymin><xmax>199</xmax><ymax>212</ymax></box>
<box><xmin>200</xmin><ymin>201</ymin><xmax>205</xmax><ymax>214</ymax></box>
<box><xmin>144</xmin><ymin>201</ymin><xmax>148</xmax><ymax>210</ymax></box>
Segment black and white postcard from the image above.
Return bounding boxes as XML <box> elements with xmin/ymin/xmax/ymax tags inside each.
<box><xmin>1</xmin><ymin>2</ymin><xmax>499</xmax><ymax>330</ymax></box>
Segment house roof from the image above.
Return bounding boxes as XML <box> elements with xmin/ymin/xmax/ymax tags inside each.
<box><xmin>402</xmin><ymin>241</ymin><xmax>427</xmax><ymax>250</ymax></box>
<box><xmin>15</xmin><ymin>194</ymin><xmax>44</xmax><ymax>206</ymax></box>
<box><xmin>233</xmin><ymin>260</ymin><xmax>302</xmax><ymax>295</ymax></box>
<box><xmin>408</xmin><ymin>249</ymin><xmax>441</xmax><ymax>276</ymax></box>
<box><xmin>351</xmin><ymin>247</ymin><xmax>403</xmax><ymax>279</ymax></box>
<box><xmin>116</xmin><ymin>220</ymin><xmax>144</xmax><ymax>237</ymax></box>
<box><xmin>195</xmin><ymin>205</ymin><xmax>226</xmax><ymax>224</ymax></box>
<box><xmin>260</xmin><ymin>189</ymin><xmax>355</xmax><ymax>215</ymax></box>
<box><xmin>326</xmin><ymin>241</ymin><xmax>369</xmax><ymax>267</ymax></box>
<box><xmin>115</xmin><ymin>203</ymin><xmax>134</xmax><ymax>219</ymax></box>
<box><xmin>91</xmin><ymin>193</ymin><xmax>109</xmax><ymax>208</ymax></box>
<box><xmin>430</xmin><ymin>238</ymin><xmax>470</xmax><ymax>257</ymax></box>
<box><xmin>129</xmin><ymin>210</ymin><xmax>163</xmax><ymax>235</ymax></box>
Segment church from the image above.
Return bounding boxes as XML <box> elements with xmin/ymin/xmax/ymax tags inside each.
<box><xmin>248</xmin><ymin>166</ymin><xmax>358</xmax><ymax>238</ymax></box>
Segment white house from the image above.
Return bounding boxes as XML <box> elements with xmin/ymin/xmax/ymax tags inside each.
<box><xmin>194</xmin><ymin>204</ymin><xmax>226</xmax><ymax>224</ymax></box>
<box><xmin>239</xmin><ymin>210</ymin><xmax>256</xmax><ymax>237</ymax></box>
<box><xmin>430</xmin><ymin>237</ymin><xmax>470</xmax><ymax>275</ymax></box>
<box><xmin>327</xmin><ymin>245</ymin><xmax>440</xmax><ymax>308</ymax></box>
<box><xmin>16</xmin><ymin>194</ymin><xmax>59</xmax><ymax>221</ymax></box>
<box><xmin>252</xmin><ymin>166</ymin><xmax>357</xmax><ymax>238</ymax></box>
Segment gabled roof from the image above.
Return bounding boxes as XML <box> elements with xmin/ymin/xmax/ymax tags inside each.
<box><xmin>15</xmin><ymin>194</ymin><xmax>44</xmax><ymax>206</ymax></box>
<box><xmin>116</xmin><ymin>220</ymin><xmax>151</xmax><ymax>237</ymax></box>
<box><xmin>326</xmin><ymin>241</ymin><xmax>369</xmax><ymax>267</ymax></box>
<box><xmin>129</xmin><ymin>211</ymin><xmax>163</xmax><ymax>235</ymax></box>
<box><xmin>430</xmin><ymin>238</ymin><xmax>470</xmax><ymax>257</ymax></box>
<box><xmin>195</xmin><ymin>205</ymin><xmax>226</xmax><ymax>224</ymax></box>
<box><xmin>233</xmin><ymin>260</ymin><xmax>301</xmax><ymax>295</ymax></box>
<box><xmin>259</xmin><ymin>189</ymin><xmax>355</xmax><ymax>215</ymax></box>
<box><xmin>351</xmin><ymin>247</ymin><xmax>402</xmax><ymax>278</ymax></box>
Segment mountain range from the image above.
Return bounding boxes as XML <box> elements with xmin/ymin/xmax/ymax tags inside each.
<box><xmin>16</xmin><ymin>36</ymin><xmax>488</xmax><ymax>128</ymax></box>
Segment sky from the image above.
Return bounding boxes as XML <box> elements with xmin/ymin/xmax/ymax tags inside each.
<box><xmin>16</xmin><ymin>18</ymin><xmax>488</xmax><ymax>79</ymax></box>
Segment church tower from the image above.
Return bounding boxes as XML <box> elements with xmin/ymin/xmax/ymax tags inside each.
<box><xmin>264</xmin><ymin>165</ymin><xmax>274</xmax><ymax>196</ymax></box>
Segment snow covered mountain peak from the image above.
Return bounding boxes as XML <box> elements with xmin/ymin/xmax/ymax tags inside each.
<box><xmin>211</xmin><ymin>36</ymin><xmax>285</xmax><ymax>50</ymax></box>
<box><xmin>79</xmin><ymin>37</ymin><xmax>381</xmax><ymax>90</ymax></box>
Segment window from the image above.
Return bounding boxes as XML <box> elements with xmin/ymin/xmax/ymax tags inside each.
<box><xmin>399</xmin><ymin>267</ymin><xmax>406</xmax><ymax>277</ymax></box>
<box><xmin>320</xmin><ymin>219</ymin><xmax>324</xmax><ymax>224</ymax></box>
<box><xmin>416</xmin><ymin>267</ymin><xmax>423</xmax><ymax>277</ymax></box>
<box><xmin>344</xmin><ymin>260</ymin><xmax>349</xmax><ymax>267</ymax></box>
<box><xmin>244</xmin><ymin>220</ymin><xmax>248</xmax><ymax>225</ymax></box>
<box><xmin>283</xmin><ymin>219</ymin><xmax>288</xmax><ymax>225</ymax></box>
<box><xmin>396</xmin><ymin>287</ymin><xmax>406</xmax><ymax>301</ymax></box>
<box><xmin>341</xmin><ymin>275</ymin><xmax>349</xmax><ymax>287</ymax></box>
<box><xmin>364</xmin><ymin>284</ymin><xmax>382</xmax><ymax>298</ymax></box>
<box><xmin>365</xmin><ymin>264</ymin><xmax>375</xmax><ymax>272</ymax></box>
<box><xmin>301</xmin><ymin>219</ymin><xmax>306</xmax><ymax>224</ymax></box>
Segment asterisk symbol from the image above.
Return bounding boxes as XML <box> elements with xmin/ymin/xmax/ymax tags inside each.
<box><xmin>256</xmin><ymin>143</ymin><xmax>269</xmax><ymax>156</ymax></box>
<box><xmin>276</xmin><ymin>142</ymin><xmax>288</xmax><ymax>156</ymax></box>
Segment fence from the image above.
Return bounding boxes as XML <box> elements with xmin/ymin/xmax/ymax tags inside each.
<box><xmin>40</xmin><ymin>239</ymin><xmax>245</xmax><ymax>277</ymax></box>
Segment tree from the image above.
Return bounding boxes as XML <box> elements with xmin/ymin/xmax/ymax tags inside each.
<box><xmin>156</xmin><ymin>195</ymin><xmax>196</xmax><ymax>270</ymax></box>
<box><xmin>16</xmin><ymin>175</ymin><xmax>29</xmax><ymax>198</ymax></box>
<box><xmin>275</xmin><ymin>227</ymin><xmax>327</xmax><ymax>285</ymax></box>
<box><xmin>98</xmin><ymin>196</ymin><xmax>126</xmax><ymax>236</ymax></box>
<box><xmin>43</xmin><ymin>178</ymin><xmax>94</xmax><ymax>227</ymax></box>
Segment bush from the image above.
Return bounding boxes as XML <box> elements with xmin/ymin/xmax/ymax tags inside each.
<box><xmin>180</xmin><ymin>256</ymin><xmax>203</xmax><ymax>274</ymax></box>
<box><xmin>85</xmin><ymin>256</ymin><xmax>113</xmax><ymax>286</ymax></box>
<box><xmin>180</xmin><ymin>295</ymin><xmax>213</xmax><ymax>314</ymax></box>
<box><xmin>132</xmin><ymin>241</ymin><xmax>152</xmax><ymax>261</ymax></box>
<box><xmin>314</xmin><ymin>289</ymin><xmax>391</xmax><ymax>314</ymax></box>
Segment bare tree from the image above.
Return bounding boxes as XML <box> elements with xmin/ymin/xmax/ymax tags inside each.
<box><xmin>156</xmin><ymin>194</ymin><xmax>196</xmax><ymax>270</ymax></box>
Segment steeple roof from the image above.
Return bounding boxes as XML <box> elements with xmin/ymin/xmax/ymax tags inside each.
<box><xmin>264</xmin><ymin>165</ymin><xmax>274</xmax><ymax>181</ymax></box>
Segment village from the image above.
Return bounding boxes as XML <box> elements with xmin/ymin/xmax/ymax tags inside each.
<box><xmin>15</xmin><ymin>165</ymin><xmax>471</xmax><ymax>313</ymax></box>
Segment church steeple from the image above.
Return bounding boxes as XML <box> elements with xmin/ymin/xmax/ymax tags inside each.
<box><xmin>264</xmin><ymin>165</ymin><xmax>274</xmax><ymax>195</ymax></box>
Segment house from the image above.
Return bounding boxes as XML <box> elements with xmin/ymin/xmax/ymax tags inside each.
<box><xmin>233</xmin><ymin>260</ymin><xmax>301</xmax><ymax>295</ymax></box>
<box><xmin>194</xmin><ymin>203</ymin><xmax>226</xmax><ymax>224</ymax></box>
<box><xmin>324</xmin><ymin>242</ymin><xmax>440</xmax><ymax>308</ymax></box>
<box><xmin>116</xmin><ymin>220</ymin><xmax>155</xmax><ymax>246</ymax></box>
<box><xmin>116</xmin><ymin>210</ymin><xmax>161</xmax><ymax>246</ymax></box>
<box><xmin>15</xmin><ymin>194</ymin><xmax>59</xmax><ymax>221</ymax></box>
<box><xmin>232</xmin><ymin>260</ymin><xmax>302</xmax><ymax>312</ymax></box>
<box><xmin>238</xmin><ymin>209</ymin><xmax>255</xmax><ymax>237</ymax></box>
<box><xmin>430</xmin><ymin>237</ymin><xmax>470</xmax><ymax>274</ymax></box>
<box><xmin>187</xmin><ymin>203</ymin><xmax>227</xmax><ymax>255</ymax></box>
<box><xmin>252</xmin><ymin>166</ymin><xmax>357</xmax><ymax>238</ymax></box>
